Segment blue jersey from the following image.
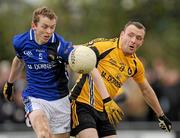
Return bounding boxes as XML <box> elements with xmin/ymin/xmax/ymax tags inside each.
<box><xmin>13</xmin><ymin>29</ymin><xmax>74</xmax><ymax>101</ymax></box>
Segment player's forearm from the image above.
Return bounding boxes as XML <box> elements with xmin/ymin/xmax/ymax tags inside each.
<box><xmin>139</xmin><ymin>80</ymin><xmax>164</xmax><ymax>117</ymax></box>
<box><xmin>143</xmin><ymin>89</ymin><xmax>164</xmax><ymax>116</ymax></box>
<box><xmin>8</xmin><ymin>56</ymin><xmax>24</xmax><ymax>83</ymax></box>
<box><xmin>90</xmin><ymin>68</ymin><xmax>110</xmax><ymax>99</ymax></box>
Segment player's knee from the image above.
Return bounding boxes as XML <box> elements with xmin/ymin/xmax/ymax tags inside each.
<box><xmin>37</xmin><ymin>128</ymin><xmax>52</xmax><ymax>138</ymax></box>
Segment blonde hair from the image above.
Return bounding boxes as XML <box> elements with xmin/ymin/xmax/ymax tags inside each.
<box><xmin>32</xmin><ymin>6</ymin><xmax>57</xmax><ymax>25</ymax></box>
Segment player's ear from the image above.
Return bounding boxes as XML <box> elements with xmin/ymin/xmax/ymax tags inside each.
<box><xmin>139</xmin><ymin>39</ymin><xmax>144</xmax><ymax>47</ymax></box>
<box><xmin>120</xmin><ymin>31</ymin><xmax>124</xmax><ymax>38</ymax></box>
<box><xmin>31</xmin><ymin>22</ymin><xmax>36</xmax><ymax>30</ymax></box>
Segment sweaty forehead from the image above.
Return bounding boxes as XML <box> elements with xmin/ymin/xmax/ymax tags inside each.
<box><xmin>125</xmin><ymin>25</ymin><xmax>145</xmax><ymax>36</ymax></box>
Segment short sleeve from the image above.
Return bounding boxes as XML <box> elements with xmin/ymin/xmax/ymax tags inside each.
<box><xmin>56</xmin><ymin>35</ymin><xmax>74</xmax><ymax>62</ymax></box>
<box><xmin>133</xmin><ymin>59</ymin><xmax>145</xmax><ymax>84</ymax></box>
<box><xmin>13</xmin><ymin>35</ymin><xmax>23</xmax><ymax>59</ymax></box>
<box><xmin>83</xmin><ymin>38</ymin><xmax>117</xmax><ymax>61</ymax></box>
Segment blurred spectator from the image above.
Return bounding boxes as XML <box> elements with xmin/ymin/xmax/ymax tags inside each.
<box><xmin>0</xmin><ymin>60</ymin><xmax>25</xmax><ymax>123</ymax></box>
<box><xmin>0</xmin><ymin>60</ymin><xmax>11</xmax><ymax>123</ymax></box>
<box><xmin>146</xmin><ymin>58</ymin><xmax>180</xmax><ymax>121</ymax></box>
<box><xmin>115</xmin><ymin>57</ymin><xmax>180</xmax><ymax>122</ymax></box>
<box><xmin>0</xmin><ymin>60</ymin><xmax>11</xmax><ymax>89</ymax></box>
<box><xmin>121</xmin><ymin>78</ymin><xmax>149</xmax><ymax>121</ymax></box>
<box><xmin>160</xmin><ymin>68</ymin><xmax>180</xmax><ymax>121</ymax></box>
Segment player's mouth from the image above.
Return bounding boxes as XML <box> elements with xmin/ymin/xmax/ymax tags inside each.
<box><xmin>129</xmin><ymin>45</ymin><xmax>135</xmax><ymax>51</ymax></box>
<box><xmin>43</xmin><ymin>35</ymin><xmax>50</xmax><ymax>40</ymax></box>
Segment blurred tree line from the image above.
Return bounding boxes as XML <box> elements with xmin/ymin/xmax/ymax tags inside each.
<box><xmin>0</xmin><ymin>0</ymin><xmax>179</xmax><ymax>69</ymax></box>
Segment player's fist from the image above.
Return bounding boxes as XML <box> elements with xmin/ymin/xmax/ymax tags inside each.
<box><xmin>158</xmin><ymin>115</ymin><xmax>172</xmax><ymax>132</ymax></box>
<box><xmin>3</xmin><ymin>82</ymin><xmax>14</xmax><ymax>102</ymax></box>
<box><xmin>103</xmin><ymin>97</ymin><xmax>124</xmax><ymax>125</ymax></box>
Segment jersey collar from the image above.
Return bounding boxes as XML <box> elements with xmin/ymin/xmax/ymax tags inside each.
<box><xmin>28</xmin><ymin>29</ymin><xmax>57</xmax><ymax>44</ymax></box>
<box><xmin>117</xmin><ymin>37</ymin><xmax>122</xmax><ymax>48</ymax></box>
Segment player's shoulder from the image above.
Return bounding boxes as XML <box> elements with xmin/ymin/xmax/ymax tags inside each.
<box><xmin>54</xmin><ymin>33</ymin><xmax>69</xmax><ymax>43</ymax></box>
<box><xmin>13</xmin><ymin>31</ymin><xmax>29</xmax><ymax>47</ymax></box>
<box><xmin>54</xmin><ymin>33</ymin><xmax>72</xmax><ymax>47</ymax></box>
<box><xmin>54</xmin><ymin>33</ymin><xmax>63</xmax><ymax>41</ymax></box>
<box><xmin>88</xmin><ymin>37</ymin><xmax>118</xmax><ymax>45</ymax></box>
<box><xmin>132</xmin><ymin>54</ymin><xmax>145</xmax><ymax>69</ymax></box>
<box><xmin>133</xmin><ymin>54</ymin><xmax>142</xmax><ymax>62</ymax></box>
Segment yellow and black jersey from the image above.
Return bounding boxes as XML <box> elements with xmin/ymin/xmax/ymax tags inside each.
<box><xmin>70</xmin><ymin>38</ymin><xmax>145</xmax><ymax>112</ymax></box>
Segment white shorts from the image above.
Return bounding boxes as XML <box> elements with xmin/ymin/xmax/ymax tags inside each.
<box><xmin>23</xmin><ymin>96</ymin><xmax>71</xmax><ymax>134</ymax></box>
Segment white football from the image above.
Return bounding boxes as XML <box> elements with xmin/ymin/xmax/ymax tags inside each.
<box><xmin>68</xmin><ymin>46</ymin><xmax>97</xmax><ymax>74</ymax></box>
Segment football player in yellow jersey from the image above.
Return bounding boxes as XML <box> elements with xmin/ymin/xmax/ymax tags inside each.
<box><xmin>70</xmin><ymin>21</ymin><xmax>172</xmax><ymax>138</ymax></box>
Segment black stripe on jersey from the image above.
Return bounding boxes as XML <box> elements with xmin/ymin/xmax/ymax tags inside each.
<box><xmin>90</xmin><ymin>47</ymin><xmax>99</xmax><ymax>67</ymax></box>
<box><xmin>117</xmin><ymin>38</ymin><xmax>120</xmax><ymax>48</ymax></box>
<box><xmin>70</xmin><ymin>74</ymin><xmax>88</xmax><ymax>100</ymax></box>
<box><xmin>98</xmin><ymin>48</ymin><xmax>115</xmax><ymax>61</ymax></box>
<box><xmin>88</xmin><ymin>75</ymin><xmax>94</xmax><ymax>105</ymax></box>
<box><xmin>91</xmin><ymin>47</ymin><xmax>115</xmax><ymax>66</ymax></box>
<box><xmin>131</xmin><ymin>60</ymin><xmax>137</xmax><ymax>77</ymax></box>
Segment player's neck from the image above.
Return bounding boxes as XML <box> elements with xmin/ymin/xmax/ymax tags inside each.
<box><xmin>34</xmin><ymin>33</ymin><xmax>44</xmax><ymax>45</ymax></box>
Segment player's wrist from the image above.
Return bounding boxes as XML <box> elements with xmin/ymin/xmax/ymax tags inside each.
<box><xmin>103</xmin><ymin>97</ymin><xmax>111</xmax><ymax>103</ymax></box>
<box><xmin>7</xmin><ymin>81</ymin><xmax>14</xmax><ymax>86</ymax></box>
<box><xmin>157</xmin><ymin>112</ymin><xmax>164</xmax><ymax>118</ymax></box>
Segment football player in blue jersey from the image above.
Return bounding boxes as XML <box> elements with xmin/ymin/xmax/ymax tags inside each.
<box><xmin>3</xmin><ymin>7</ymin><xmax>74</xmax><ymax>138</ymax></box>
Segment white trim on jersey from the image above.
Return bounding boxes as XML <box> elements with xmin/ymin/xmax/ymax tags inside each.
<box><xmin>51</xmin><ymin>33</ymin><xmax>55</xmax><ymax>43</ymax></box>
<box><xmin>57</xmin><ymin>41</ymin><xmax>61</xmax><ymax>53</ymax></box>
<box><xmin>30</xmin><ymin>29</ymin><xmax>33</xmax><ymax>40</ymax></box>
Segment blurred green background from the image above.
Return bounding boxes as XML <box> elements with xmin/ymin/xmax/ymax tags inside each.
<box><xmin>0</xmin><ymin>0</ymin><xmax>179</xmax><ymax>69</ymax></box>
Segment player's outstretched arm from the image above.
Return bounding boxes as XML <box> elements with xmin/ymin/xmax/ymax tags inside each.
<box><xmin>137</xmin><ymin>78</ymin><xmax>172</xmax><ymax>132</ymax></box>
<box><xmin>90</xmin><ymin>68</ymin><xmax>124</xmax><ymax>125</ymax></box>
<box><xmin>90</xmin><ymin>68</ymin><xmax>110</xmax><ymax>99</ymax></box>
<box><xmin>3</xmin><ymin>56</ymin><xmax>24</xmax><ymax>102</ymax></box>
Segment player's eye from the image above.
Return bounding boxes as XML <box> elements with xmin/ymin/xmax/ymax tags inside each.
<box><xmin>136</xmin><ymin>36</ymin><xmax>143</xmax><ymax>41</ymax></box>
<box><xmin>51</xmin><ymin>25</ymin><xmax>56</xmax><ymax>29</ymax></box>
<box><xmin>128</xmin><ymin>33</ymin><xmax>134</xmax><ymax>38</ymax></box>
<box><xmin>42</xmin><ymin>25</ymin><xmax>48</xmax><ymax>29</ymax></box>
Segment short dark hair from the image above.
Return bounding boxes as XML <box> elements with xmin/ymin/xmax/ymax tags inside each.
<box><xmin>32</xmin><ymin>6</ymin><xmax>57</xmax><ymax>25</ymax></box>
<box><xmin>124</xmin><ymin>21</ymin><xmax>146</xmax><ymax>32</ymax></box>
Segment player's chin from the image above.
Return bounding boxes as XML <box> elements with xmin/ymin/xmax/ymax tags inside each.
<box><xmin>126</xmin><ymin>51</ymin><xmax>135</xmax><ymax>55</ymax></box>
<box><xmin>42</xmin><ymin>38</ymin><xmax>49</xmax><ymax>44</ymax></box>
<box><xmin>129</xmin><ymin>49</ymin><xmax>136</xmax><ymax>54</ymax></box>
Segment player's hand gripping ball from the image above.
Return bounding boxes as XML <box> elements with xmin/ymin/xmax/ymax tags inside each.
<box><xmin>68</xmin><ymin>46</ymin><xmax>97</xmax><ymax>74</ymax></box>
